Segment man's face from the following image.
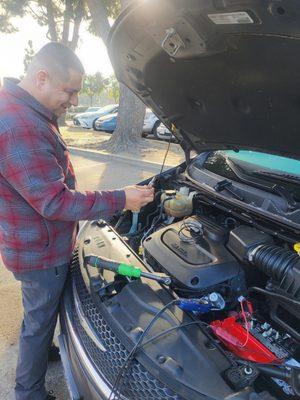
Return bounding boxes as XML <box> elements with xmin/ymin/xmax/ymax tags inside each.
<box><xmin>38</xmin><ymin>68</ymin><xmax>83</xmax><ymax>117</ymax></box>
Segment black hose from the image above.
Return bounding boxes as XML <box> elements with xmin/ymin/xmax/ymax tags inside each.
<box><xmin>256</xmin><ymin>365</ymin><xmax>291</xmax><ymax>380</ymax></box>
<box><xmin>248</xmin><ymin>287</ymin><xmax>300</xmax><ymax>307</ymax></box>
<box><xmin>256</xmin><ymin>365</ymin><xmax>300</xmax><ymax>397</ymax></box>
<box><xmin>250</xmin><ymin>244</ymin><xmax>299</xmax><ymax>282</ymax></box>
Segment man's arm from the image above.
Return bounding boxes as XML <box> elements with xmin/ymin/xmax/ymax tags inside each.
<box><xmin>0</xmin><ymin>126</ymin><xmax>126</xmax><ymax>221</ymax></box>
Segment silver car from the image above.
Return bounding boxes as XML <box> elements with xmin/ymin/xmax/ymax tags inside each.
<box><xmin>73</xmin><ymin>104</ymin><xmax>118</xmax><ymax>129</ymax></box>
<box><xmin>156</xmin><ymin>122</ymin><xmax>175</xmax><ymax>140</ymax></box>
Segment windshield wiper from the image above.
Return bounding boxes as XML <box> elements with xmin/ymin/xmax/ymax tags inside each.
<box><xmin>271</xmin><ymin>184</ymin><xmax>298</xmax><ymax>211</ymax></box>
<box><xmin>214</xmin><ymin>179</ymin><xmax>244</xmax><ymax>201</ymax></box>
<box><xmin>254</xmin><ymin>170</ymin><xmax>300</xmax><ymax>184</ymax></box>
<box><xmin>224</xmin><ymin>157</ymin><xmax>299</xmax><ymax>211</ymax></box>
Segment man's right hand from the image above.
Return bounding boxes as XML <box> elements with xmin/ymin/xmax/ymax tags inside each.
<box><xmin>123</xmin><ymin>185</ymin><xmax>154</xmax><ymax>211</ymax></box>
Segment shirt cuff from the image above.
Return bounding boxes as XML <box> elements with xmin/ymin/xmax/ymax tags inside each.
<box><xmin>111</xmin><ymin>189</ymin><xmax>126</xmax><ymax>212</ymax></box>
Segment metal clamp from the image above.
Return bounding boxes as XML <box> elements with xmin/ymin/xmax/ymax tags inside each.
<box><xmin>162</xmin><ymin>27</ymin><xmax>185</xmax><ymax>56</ymax></box>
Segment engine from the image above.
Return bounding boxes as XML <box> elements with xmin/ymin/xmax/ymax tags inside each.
<box><xmin>108</xmin><ymin>183</ymin><xmax>300</xmax><ymax>399</ymax></box>
<box><xmin>143</xmin><ymin>215</ymin><xmax>244</xmax><ymax>292</ymax></box>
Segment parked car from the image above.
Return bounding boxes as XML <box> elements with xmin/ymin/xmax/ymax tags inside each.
<box><xmin>66</xmin><ymin>105</ymin><xmax>88</xmax><ymax>121</ymax></box>
<box><xmin>94</xmin><ymin>108</ymin><xmax>160</xmax><ymax>136</ymax></box>
<box><xmin>142</xmin><ymin>108</ymin><xmax>160</xmax><ymax>137</ymax></box>
<box><xmin>59</xmin><ymin>1</ymin><xmax>300</xmax><ymax>400</ymax></box>
<box><xmin>93</xmin><ymin>112</ymin><xmax>117</xmax><ymax>132</ymax></box>
<box><xmin>73</xmin><ymin>104</ymin><xmax>118</xmax><ymax>129</ymax></box>
<box><xmin>156</xmin><ymin>122</ymin><xmax>175</xmax><ymax>141</ymax></box>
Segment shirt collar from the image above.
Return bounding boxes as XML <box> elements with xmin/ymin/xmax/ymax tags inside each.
<box><xmin>3</xmin><ymin>78</ymin><xmax>57</xmax><ymax>123</ymax></box>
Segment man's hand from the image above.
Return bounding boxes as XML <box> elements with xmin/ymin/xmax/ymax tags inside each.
<box><xmin>123</xmin><ymin>185</ymin><xmax>154</xmax><ymax>211</ymax></box>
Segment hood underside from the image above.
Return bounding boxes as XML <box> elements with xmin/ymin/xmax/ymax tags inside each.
<box><xmin>108</xmin><ymin>0</ymin><xmax>300</xmax><ymax>159</ymax></box>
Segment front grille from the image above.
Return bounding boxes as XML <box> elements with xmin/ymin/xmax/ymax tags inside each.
<box><xmin>71</xmin><ymin>253</ymin><xmax>183</xmax><ymax>400</ymax></box>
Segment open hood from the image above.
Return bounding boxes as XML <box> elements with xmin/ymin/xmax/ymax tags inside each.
<box><xmin>108</xmin><ymin>0</ymin><xmax>300</xmax><ymax>159</ymax></box>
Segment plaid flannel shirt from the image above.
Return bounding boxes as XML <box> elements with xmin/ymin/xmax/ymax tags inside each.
<box><xmin>0</xmin><ymin>79</ymin><xmax>125</xmax><ymax>272</ymax></box>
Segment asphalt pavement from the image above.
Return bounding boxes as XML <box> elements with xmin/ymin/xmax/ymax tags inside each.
<box><xmin>0</xmin><ymin>149</ymin><xmax>162</xmax><ymax>400</ymax></box>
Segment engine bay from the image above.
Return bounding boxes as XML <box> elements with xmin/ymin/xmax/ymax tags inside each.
<box><xmin>80</xmin><ymin>166</ymin><xmax>300</xmax><ymax>400</ymax></box>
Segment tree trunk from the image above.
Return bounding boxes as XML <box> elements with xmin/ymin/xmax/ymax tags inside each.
<box><xmin>86</xmin><ymin>0</ymin><xmax>111</xmax><ymax>44</ymax></box>
<box><xmin>61</xmin><ymin>0</ymin><xmax>72</xmax><ymax>46</ymax></box>
<box><xmin>87</xmin><ymin>0</ymin><xmax>146</xmax><ymax>153</ymax></box>
<box><xmin>101</xmin><ymin>83</ymin><xmax>146</xmax><ymax>153</ymax></box>
<box><xmin>70</xmin><ymin>0</ymin><xmax>84</xmax><ymax>51</ymax></box>
<box><xmin>45</xmin><ymin>0</ymin><xmax>58</xmax><ymax>41</ymax></box>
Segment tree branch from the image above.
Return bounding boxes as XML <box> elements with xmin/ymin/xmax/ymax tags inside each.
<box><xmin>26</xmin><ymin>3</ymin><xmax>42</xmax><ymax>22</ymax></box>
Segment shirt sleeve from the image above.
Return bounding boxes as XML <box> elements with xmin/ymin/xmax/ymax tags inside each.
<box><xmin>0</xmin><ymin>125</ymin><xmax>126</xmax><ymax>221</ymax></box>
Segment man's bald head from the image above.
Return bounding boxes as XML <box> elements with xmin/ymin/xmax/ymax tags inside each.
<box><xmin>20</xmin><ymin>42</ymin><xmax>84</xmax><ymax>117</ymax></box>
<box><xmin>27</xmin><ymin>42</ymin><xmax>85</xmax><ymax>81</ymax></box>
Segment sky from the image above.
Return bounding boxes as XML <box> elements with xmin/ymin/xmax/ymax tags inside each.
<box><xmin>0</xmin><ymin>14</ymin><xmax>114</xmax><ymax>82</ymax></box>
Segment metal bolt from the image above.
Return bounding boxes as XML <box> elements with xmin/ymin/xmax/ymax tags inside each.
<box><xmin>206</xmin><ymin>340</ymin><xmax>216</xmax><ymax>350</ymax></box>
<box><xmin>244</xmin><ymin>366</ymin><xmax>253</xmax><ymax>375</ymax></box>
<box><xmin>158</xmin><ymin>355</ymin><xmax>167</xmax><ymax>364</ymax></box>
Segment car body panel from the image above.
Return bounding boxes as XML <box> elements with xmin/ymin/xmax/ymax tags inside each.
<box><xmin>143</xmin><ymin>109</ymin><xmax>159</xmax><ymax>133</ymax></box>
<box><xmin>60</xmin><ymin>224</ymin><xmax>256</xmax><ymax>400</ymax></box>
<box><xmin>94</xmin><ymin>112</ymin><xmax>118</xmax><ymax>132</ymax></box>
<box><xmin>156</xmin><ymin>123</ymin><xmax>175</xmax><ymax>140</ymax></box>
<box><xmin>59</xmin><ymin>280</ymin><xmax>118</xmax><ymax>400</ymax></box>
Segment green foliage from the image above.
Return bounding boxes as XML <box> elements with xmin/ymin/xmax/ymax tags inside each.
<box><xmin>0</xmin><ymin>15</ymin><xmax>17</xmax><ymax>33</ymax></box>
<box><xmin>0</xmin><ymin>0</ymin><xmax>26</xmax><ymax>33</ymax></box>
<box><xmin>81</xmin><ymin>71</ymin><xmax>105</xmax><ymax>105</ymax></box>
<box><xmin>0</xmin><ymin>0</ymin><xmax>88</xmax><ymax>48</ymax></box>
<box><xmin>2</xmin><ymin>0</ymin><xmax>121</xmax><ymax>38</ymax></box>
<box><xmin>102</xmin><ymin>0</ymin><xmax>121</xmax><ymax>19</ymax></box>
<box><xmin>105</xmin><ymin>75</ymin><xmax>120</xmax><ymax>103</ymax></box>
<box><xmin>23</xmin><ymin>40</ymin><xmax>35</xmax><ymax>73</ymax></box>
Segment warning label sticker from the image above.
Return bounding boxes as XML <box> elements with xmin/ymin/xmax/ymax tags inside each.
<box><xmin>207</xmin><ymin>11</ymin><xmax>254</xmax><ymax>25</ymax></box>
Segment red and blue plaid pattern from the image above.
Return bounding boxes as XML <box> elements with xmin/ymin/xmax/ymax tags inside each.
<box><xmin>0</xmin><ymin>79</ymin><xmax>125</xmax><ymax>272</ymax></box>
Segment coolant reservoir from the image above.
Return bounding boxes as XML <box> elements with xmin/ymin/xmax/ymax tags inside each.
<box><xmin>161</xmin><ymin>187</ymin><xmax>194</xmax><ymax>217</ymax></box>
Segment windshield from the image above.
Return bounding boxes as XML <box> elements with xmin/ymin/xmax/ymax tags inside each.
<box><xmin>223</xmin><ymin>151</ymin><xmax>300</xmax><ymax>177</ymax></box>
<box><xmin>204</xmin><ymin>150</ymin><xmax>300</xmax><ymax>177</ymax></box>
<box><xmin>99</xmin><ymin>104</ymin><xmax>118</xmax><ymax>113</ymax></box>
<box><xmin>203</xmin><ymin>150</ymin><xmax>300</xmax><ymax>200</ymax></box>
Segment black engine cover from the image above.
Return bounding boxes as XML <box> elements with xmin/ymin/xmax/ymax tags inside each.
<box><xmin>143</xmin><ymin>216</ymin><xmax>242</xmax><ymax>290</ymax></box>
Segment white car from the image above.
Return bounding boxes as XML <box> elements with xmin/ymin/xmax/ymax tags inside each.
<box><xmin>156</xmin><ymin>122</ymin><xmax>175</xmax><ymax>140</ymax></box>
<box><xmin>142</xmin><ymin>108</ymin><xmax>160</xmax><ymax>137</ymax></box>
<box><xmin>73</xmin><ymin>104</ymin><xmax>118</xmax><ymax>129</ymax></box>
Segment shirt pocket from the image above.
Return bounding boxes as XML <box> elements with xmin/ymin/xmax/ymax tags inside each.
<box><xmin>1</xmin><ymin>219</ymin><xmax>51</xmax><ymax>252</ymax></box>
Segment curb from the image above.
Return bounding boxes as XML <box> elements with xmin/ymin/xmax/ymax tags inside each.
<box><xmin>68</xmin><ymin>146</ymin><xmax>177</xmax><ymax>169</ymax></box>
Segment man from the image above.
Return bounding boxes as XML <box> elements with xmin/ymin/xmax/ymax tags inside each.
<box><xmin>0</xmin><ymin>42</ymin><xmax>154</xmax><ymax>400</ymax></box>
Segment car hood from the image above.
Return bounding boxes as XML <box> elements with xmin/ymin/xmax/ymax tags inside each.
<box><xmin>97</xmin><ymin>112</ymin><xmax>117</xmax><ymax>122</ymax></box>
<box><xmin>108</xmin><ymin>0</ymin><xmax>300</xmax><ymax>160</ymax></box>
<box><xmin>76</xmin><ymin>111</ymin><xmax>102</xmax><ymax>118</ymax></box>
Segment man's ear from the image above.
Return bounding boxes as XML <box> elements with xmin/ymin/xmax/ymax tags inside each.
<box><xmin>36</xmin><ymin>70</ymin><xmax>49</xmax><ymax>90</ymax></box>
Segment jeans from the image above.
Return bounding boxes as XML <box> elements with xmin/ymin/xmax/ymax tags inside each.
<box><xmin>13</xmin><ymin>264</ymin><xmax>69</xmax><ymax>400</ymax></box>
